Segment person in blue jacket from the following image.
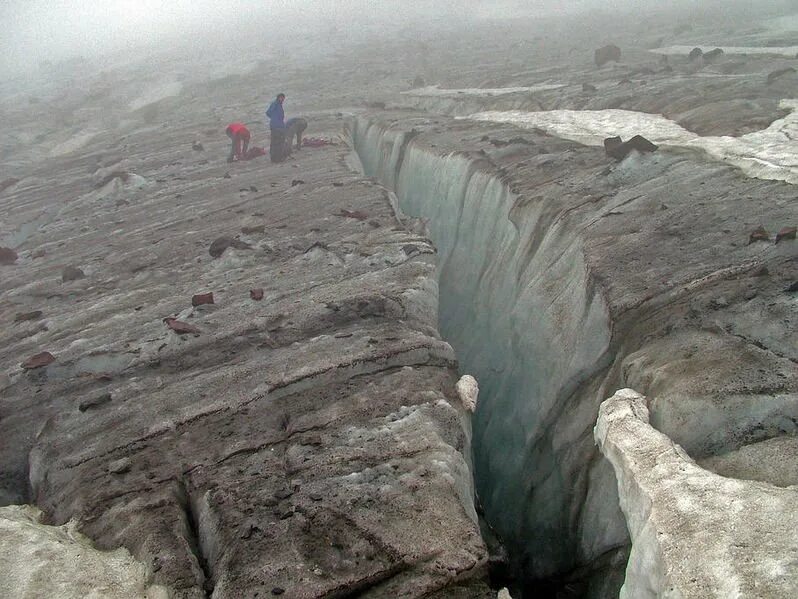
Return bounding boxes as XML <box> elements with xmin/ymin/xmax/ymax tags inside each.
<box><xmin>266</xmin><ymin>93</ymin><xmax>286</xmax><ymax>162</ymax></box>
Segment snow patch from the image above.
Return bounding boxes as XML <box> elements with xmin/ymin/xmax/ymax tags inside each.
<box><xmin>404</xmin><ymin>84</ymin><xmax>564</xmax><ymax>97</ymax></box>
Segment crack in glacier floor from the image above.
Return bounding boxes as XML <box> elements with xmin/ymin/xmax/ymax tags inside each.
<box><xmin>466</xmin><ymin>99</ymin><xmax>798</xmax><ymax>184</ymax></box>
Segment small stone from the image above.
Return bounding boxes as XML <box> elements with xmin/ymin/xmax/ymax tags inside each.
<box><xmin>62</xmin><ymin>266</ymin><xmax>85</xmax><ymax>282</ymax></box>
<box><xmin>785</xmin><ymin>281</ymin><xmax>798</xmax><ymax>293</ymax></box>
<box><xmin>250</xmin><ymin>185</ymin><xmax>258</xmax><ymax>192</ymax></box>
<box><xmin>0</xmin><ymin>178</ymin><xmax>20</xmax><ymax>194</ymax></box>
<box><xmin>595</xmin><ymin>44</ymin><xmax>621</xmax><ymax>67</ymax></box>
<box><xmin>108</xmin><ymin>457</ymin><xmax>132</xmax><ymax>474</ymax></box>
<box><xmin>22</xmin><ymin>351</ymin><xmax>55</xmax><ymax>370</ymax></box>
<box><xmin>274</xmin><ymin>488</ymin><xmax>293</xmax><ymax>500</ymax></box>
<box><xmin>337</xmin><ymin>209</ymin><xmax>368</xmax><ymax>221</ymax></box>
<box><xmin>192</xmin><ymin>292</ymin><xmax>215</xmax><ymax>307</ymax></box>
<box><xmin>79</xmin><ymin>393</ymin><xmax>112</xmax><ymax>412</ymax></box>
<box><xmin>332</xmin><ymin>182</ymin><xmax>344</xmax><ymax>187</ymax></box>
<box><xmin>308</xmin><ymin>492</ymin><xmax>324</xmax><ymax>501</ymax></box>
<box><xmin>582</xmin><ymin>83</ymin><xmax>597</xmax><ymax>92</ymax></box>
<box><xmin>290</xmin><ymin>179</ymin><xmax>305</xmax><ymax>187</ymax></box>
<box><xmin>753</xmin><ymin>265</ymin><xmax>769</xmax><ymax>277</ymax></box>
<box><xmin>192</xmin><ymin>142</ymin><xmax>204</xmax><ymax>151</ymax></box>
<box><xmin>710</xmin><ymin>297</ymin><xmax>729</xmax><ymax>310</ymax></box>
<box><xmin>748</xmin><ymin>226</ymin><xmax>769</xmax><ymax>244</ymax></box>
<box><xmin>223</xmin><ymin>172</ymin><xmax>231</xmax><ymax>179</ymax></box>
<box><xmin>250</xmin><ymin>288</ymin><xmax>264</xmax><ymax>301</ymax></box>
<box><xmin>277</xmin><ymin>506</ymin><xmax>294</xmax><ymax>519</ymax></box>
<box><xmin>32</xmin><ymin>248</ymin><xmax>46</xmax><ymax>259</ymax></box>
<box><xmin>14</xmin><ymin>311</ymin><xmax>43</xmax><ymax>323</ymax></box>
<box><xmin>271</xmin><ymin>588</ymin><xmax>285</xmax><ymax>596</ymax></box>
<box><xmin>241</xmin><ymin>225</ymin><xmax>265</xmax><ymax>235</ymax></box>
<box><xmin>0</xmin><ymin>247</ymin><xmax>18</xmax><ymax>265</ymax></box>
<box><xmin>775</xmin><ymin>226</ymin><xmax>796</xmax><ymax>244</ymax></box>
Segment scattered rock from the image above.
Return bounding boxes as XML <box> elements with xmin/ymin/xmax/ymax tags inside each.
<box><xmin>595</xmin><ymin>44</ymin><xmax>621</xmax><ymax>67</ymax></box>
<box><xmin>337</xmin><ymin>209</ymin><xmax>368</xmax><ymax>221</ymax></box>
<box><xmin>164</xmin><ymin>318</ymin><xmax>201</xmax><ymax>335</ymax></box>
<box><xmin>582</xmin><ymin>83</ymin><xmax>597</xmax><ymax>92</ymax></box>
<box><xmin>290</xmin><ymin>179</ymin><xmax>305</xmax><ymax>187</ymax></box>
<box><xmin>688</xmin><ymin>47</ymin><xmax>703</xmax><ymax>61</ymax></box>
<box><xmin>775</xmin><ymin>226</ymin><xmax>796</xmax><ymax>243</ymax></box>
<box><xmin>250</xmin><ymin>288</ymin><xmax>264</xmax><ymax>301</ymax></box>
<box><xmin>79</xmin><ymin>393</ymin><xmax>112</xmax><ymax>412</ymax></box>
<box><xmin>62</xmin><ymin>266</ymin><xmax>85</xmax><ymax>282</ymax></box>
<box><xmin>192</xmin><ymin>292</ymin><xmax>214</xmax><ymax>307</ymax></box>
<box><xmin>22</xmin><ymin>351</ymin><xmax>56</xmax><ymax>370</ymax></box>
<box><xmin>209</xmin><ymin>236</ymin><xmax>252</xmax><ymax>258</ymax></box>
<box><xmin>192</xmin><ymin>142</ymin><xmax>204</xmax><ymax>151</ymax></box>
<box><xmin>604</xmin><ymin>135</ymin><xmax>658</xmax><ymax>160</ymax></box>
<box><xmin>14</xmin><ymin>311</ymin><xmax>43</xmax><ymax>323</ymax></box>
<box><xmin>0</xmin><ymin>178</ymin><xmax>20</xmax><ymax>194</ymax></box>
<box><xmin>748</xmin><ymin>226</ymin><xmax>770</xmax><ymax>244</ymax></box>
<box><xmin>0</xmin><ymin>247</ymin><xmax>18</xmax><ymax>265</ymax></box>
<box><xmin>241</xmin><ymin>225</ymin><xmax>265</xmax><ymax>235</ymax></box>
<box><xmin>703</xmin><ymin>48</ymin><xmax>724</xmax><ymax>62</ymax></box>
<box><xmin>108</xmin><ymin>457</ymin><xmax>132</xmax><ymax>474</ymax></box>
<box><xmin>767</xmin><ymin>68</ymin><xmax>796</xmax><ymax>85</ymax></box>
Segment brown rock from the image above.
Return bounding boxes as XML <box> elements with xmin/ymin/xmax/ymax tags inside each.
<box><xmin>0</xmin><ymin>247</ymin><xmax>18</xmax><ymax>265</ymax></box>
<box><xmin>748</xmin><ymin>226</ymin><xmax>770</xmax><ymax>244</ymax></box>
<box><xmin>14</xmin><ymin>311</ymin><xmax>43</xmax><ymax>323</ymax></box>
<box><xmin>595</xmin><ymin>44</ymin><xmax>621</xmax><ymax>67</ymax></box>
<box><xmin>209</xmin><ymin>237</ymin><xmax>252</xmax><ymax>258</ymax></box>
<box><xmin>62</xmin><ymin>266</ymin><xmax>86</xmax><ymax>282</ymax></box>
<box><xmin>250</xmin><ymin>288</ymin><xmax>264</xmax><ymax>301</ymax></box>
<box><xmin>192</xmin><ymin>292</ymin><xmax>215</xmax><ymax>307</ymax></box>
<box><xmin>775</xmin><ymin>226</ymin><xmax>796</xmax><ymax>244</ymax></box>
<box><xmin>164</xmin><ymin>318</ymin><xmax>201</xmax><ymax>335</ymax></box>
<box><xmin>22</xmin><ymin>351</ymin><xmax>56</xmax><ymax>369</ymax></box>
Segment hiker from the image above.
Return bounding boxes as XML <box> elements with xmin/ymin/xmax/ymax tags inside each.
<box><xmin>285</xmin><ymin>117</ymin><xmax>308</xmax><ymax>152</ymax></box>
<box><xmin>225</xmin><ymin>122</ymin><xmax>250</xmax><ymax>162</ymax></box>
<box><xmin>266</xmin><ymin>93</ymin><xmax>286</xmax><ymax>163</ymax></box>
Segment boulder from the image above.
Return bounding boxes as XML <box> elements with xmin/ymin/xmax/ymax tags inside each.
<box><xmin>604</xmin><ymin>135</ymin><xmax>658</xmax><ymax>160</ymax></box>
<box><xmin>688</xmin><ymin>47</ymin><xmax>703</xmax><ymax>61</ymax></box>
<box><xmin>595</xmin><ymin>44</ymin><xmax>621</xmax><ymax>67</ymax></box>
<box><xmin>767</xmin><ymin>67</ymin><xmax>796</xmax><ymax>85</ymax></box>
<box><xmin>775</xmin><ymin>226</ymin><xmax>796</xmax><ymax>243</ymax></box>
<box><xmin>250</xmin><ymin>288</ymin><xmax>264</xmax><ymax>301</ymax></box>
<box><xmin>411</xmin><ymin>75</ymin><xmax>426</xmax><ymax>88</ymax></box>
<box><xmin>703</xmin><ymin>48</ymin><xmax>724</xmax><ymax>62</ymax></box>
<box><xmin>209</xmin><ymin>236</ymin><xmax>252</xmax><ymax>258</ymax></box>
<box><xmin>748</xmin><ymin>226</ymin><xmax>770</xmax><ymax>244</ymax></box>
<box><xmin>582</xmin><ymin>83</ymin><xmax>598</xmax><ymax>93</ymax></box>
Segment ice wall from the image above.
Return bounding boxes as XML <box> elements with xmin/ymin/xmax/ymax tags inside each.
<box><xmin>468</xmin><ymin>100</ymin><xmax>798</xmax><ymax>184</ymax></box>
<box><xmin>349</xmin><ymin>117</ymin><xmax>623</xmax><ymax>587</ymax></box>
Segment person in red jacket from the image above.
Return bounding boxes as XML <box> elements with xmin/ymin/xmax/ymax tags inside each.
<box><xmin>225</xmin><ymin>123</ymin><xmax>250</xmax><ymax>162</ymax></box>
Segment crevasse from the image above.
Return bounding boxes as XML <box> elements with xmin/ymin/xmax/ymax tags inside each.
<box><xmin>348</xmin><ymin>117</ymin><xmax>624</xmax><ymax>591</ymax></box>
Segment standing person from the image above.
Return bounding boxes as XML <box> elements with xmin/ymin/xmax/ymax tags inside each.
<box><xmin>225</xmin><ymin>122</ymin><xmax>250</xmax><ymax>162</ymax></box>
<box><xmin>266</xmin><ymin>93</ymin><xmax>286</xmax><ymax>163</ymax></box>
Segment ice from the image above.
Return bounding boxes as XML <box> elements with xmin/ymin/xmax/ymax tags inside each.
<box><xmin>128</xmin><ymin>81</ymin><xmax>183</xmax><ymax>111</ymax></box>
<box><xmin>468</xmin><ymin>99</ymin><xmax>798</xmax><ymax>184</ymax></box>
<box><xmin>404</xmin><ymin>84</ymin><xmax>564</xmax><ymax>98</ymax></box>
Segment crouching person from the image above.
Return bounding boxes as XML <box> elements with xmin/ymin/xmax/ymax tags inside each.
<box><xmin>225</xmin><ymin>123</ymin><xmax>250</xmax><ymax>162</ymax></box>
<box><xmin>285</xmin><ymin>117</ymin><xmax>307</xmax><ymax>152</ymax></box>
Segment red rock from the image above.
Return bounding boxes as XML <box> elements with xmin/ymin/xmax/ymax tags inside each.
<box><xmin>164</xmin><ymin>318</ymin><xmax>201</xmax><ymax>335</ymax></box>
<box><xmin>775</xmin><ymin>226</ymin><xmax>796</xmax><ymax>244</ymax></box>
<box><xmin>192</xmin><ymin>292</ymin><xmax>214</xmax><ymax>306</ymax></box>
<box><xmin>0</xmin><ymin>247</ymin><xmax>18</xmax><ymax>265</ymax></box>
<box><xmin>22</xmin><ymin>351</ymin><xmax>55</xmax><ymax>369</ymax></box>
<box><xmin>250</xmin><ymin>288</ymin><xmax>264</xmax><ymax>301</ymax></box>
<box><xmin>748</xmin><ymin>226</ymin><xmax>770</xmax><ymax>244</ymax></box>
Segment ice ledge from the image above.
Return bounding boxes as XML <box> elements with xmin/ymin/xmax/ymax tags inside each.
<box><xmin>595</xmin><ymin>389</ymin><xmax>798</xmax><ymax>599</ymax></box>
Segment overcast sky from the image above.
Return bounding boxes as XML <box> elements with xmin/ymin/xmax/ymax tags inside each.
<box><xmin>0</xmin><ymin>1</ymin><xmax>794</xmax><ymax>76</ymax></box>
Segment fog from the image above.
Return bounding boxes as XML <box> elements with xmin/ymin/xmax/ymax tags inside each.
<box><xmin>2</xmin><ymin>0</ymin><xmax>794</xmax><ymax>78</ymax></box>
